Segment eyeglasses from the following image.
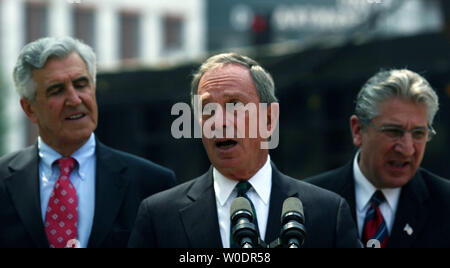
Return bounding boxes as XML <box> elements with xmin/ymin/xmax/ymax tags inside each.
<box><xmin>368</xmin><ymin>122</ymin><xmax>436</xmax><ymax>143</ymax></box>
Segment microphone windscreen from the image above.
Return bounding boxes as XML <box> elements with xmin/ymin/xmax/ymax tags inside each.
<box><xmin>230</xmin><ymin>197</ymin><xmax>252</xmax><ymax>216</ymax></box>
<box><xmin>281</xmin><ymin>197</ymin><xmax>304</xmax><ymax>221</ymax></box>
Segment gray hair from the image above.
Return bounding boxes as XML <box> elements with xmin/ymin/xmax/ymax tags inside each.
<box><xmin>13</xmin><ymin>36</ymin><xmax>96</xmax><ymax>100</ymax></box>
<box><xmin>355</xmin><ymin>69</ymin><xmax>439</xmax><ymax>128</ymax></box>
<box><xmin>190</xmin><ymin>52</ymin><xmax>278</xmax><ymax>107</ymax></box>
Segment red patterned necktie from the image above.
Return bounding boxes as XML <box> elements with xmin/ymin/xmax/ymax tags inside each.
<box><xmin>45</xmin><ymin>157</ymin><xmax>78</xmax><ymax>248</ymax></box>
<box><xmin>362</xmin><ymin>190</ymin><xmax>389</xmax><ymax>248</ymax></box>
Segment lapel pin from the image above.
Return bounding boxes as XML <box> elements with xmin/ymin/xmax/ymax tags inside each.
<box><xmin>403</xmin><ymin>223</ymin><xmax>413</xmax><ymax>236</ymax></box>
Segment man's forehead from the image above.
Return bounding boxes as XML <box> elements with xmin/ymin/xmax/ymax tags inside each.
<box><xmin>204</xmin><ymin>63</ymin><xmax>249</xmax><ymax>75</ymax></box>
<box><xmin>200</xmin><ymin>88</ymin><xmax>248</xmax><ymax>98</ymax></box>
<box><xmin>375</xmin><ymin>98</ymin><xmax>428</xmax><ymax>125</ymax></box>
<box><xmin>200</xmin><ymin>64</ymin><xmax>250</xmax><ymax>83</ymax></box>
<box><xmin>198</xmin><ymin>66</ymin><xmax>258</xmax><ymax>99</ymax></box>
<box><xmin>33</xmin><ymin>54</ymin><xmax>90</xmax><ymax>82</ymax></box>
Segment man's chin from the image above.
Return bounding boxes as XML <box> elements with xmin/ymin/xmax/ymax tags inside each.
<box><xmin>61</xmin><ymin>130</ymin><xmax>94</xmax><ymax>145</ymax></box>
<box><xmin>379</xmin><ymin>173</ymin><xmax>413</xmax><ymax>188</ymax></box>
<box><xmin>209</xmin><ymin>156</ymin><xmax>244</xmax><ymax>173</ymax></box>
<box><xmin>213</xmin><ymin>157</ymin><xmax>240</xmax><ymax>168</ymax></box>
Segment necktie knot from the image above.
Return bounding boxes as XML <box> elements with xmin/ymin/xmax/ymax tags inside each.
<box><xmin>236</xmin><ymin>181</ymin><xmax>252</xmax><ymax>197</ymax></box>
<box><xmin>57</xmin><ymin>157</ymin><xmax>77</xmax><ymax>177</ymax></box>
<box><xmin>370</xmin><ymin>190</ymin><xmax>386</xmax><ymax>207</ymax></box>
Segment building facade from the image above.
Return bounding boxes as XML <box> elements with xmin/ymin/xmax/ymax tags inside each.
<box><xmin>0</xmin><ymin>0</ymin><xmax>206</xmax><ymax>153</ymax></box>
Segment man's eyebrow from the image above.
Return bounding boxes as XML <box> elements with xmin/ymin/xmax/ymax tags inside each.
<box><xmin>46</xmin><ymin>83</ymin><xmax>63</xmax><ymax>94</ymax></box>
<box><xmin>45</xmin><ymin>76</ymin><xmax>90</xmax><ymax>94</ymax></box>
<box><xmin>73</xmin><ymin>76</ymin><xmax>90</xmax><ymax>83</ymax></box>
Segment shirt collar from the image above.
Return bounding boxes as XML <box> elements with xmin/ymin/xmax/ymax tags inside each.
<box><xmin>71</xmin><ymin>133</ymin><xmax>96</xmax><ymax>180</ymax></box>
<box><xmin>213</xmin><ymin>155</ymin><xmax>272</xmax><ymax>207</ymax></box>
<box><xmin>353</xmin><ymin>150</ymin><xmax>401</xmax><ymax>212</ymax></box>
<box><xmin>38</xmin><ymin>137</ymin><xmax>62</xmax><ymax>175</ymax></box>
<box><xmin>38</xmin><ymin>133</ymin><xmax>96</xmax><ymax>180</ymax></box>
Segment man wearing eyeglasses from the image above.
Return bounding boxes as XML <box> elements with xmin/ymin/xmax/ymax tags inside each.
<box><xmin>306</xmin><ymin>69</ymin><xmax>450</xmax><ymax>248</ymax></box>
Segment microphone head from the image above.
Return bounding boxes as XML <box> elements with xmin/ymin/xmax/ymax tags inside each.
<box><xmin>230</xmin><ymin>197</ymin><xmax>253</xmax><ymax>219</ymax></box>
<box><xmin>230</xmin><ymin>197</ymin><xmax>258</xmax><ymax>247</ymax></box>
<box><xmin>280</xmin><ymin>197</ymin><xmax>306</xmax><ymax>247</ymax></box>
<box><xmin>281</xmin><ymin>197</ymin><xmax>304</xmax><ymax>222</ymax></box>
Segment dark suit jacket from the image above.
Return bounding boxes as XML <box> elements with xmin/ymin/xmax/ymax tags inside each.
<box><xmin>0</xmin><ymin>140</ymin><xmax>176</xmax><ymax>248</ymax></box>
<box><xmin>305</xmin><ymin>161</ymin><xmax>450</xmax><ymax>248</ymax></box>
<box><xmin>128</xmin><ymin>163</ymin><xmax>361</xmax><ymax>248</ymax></box>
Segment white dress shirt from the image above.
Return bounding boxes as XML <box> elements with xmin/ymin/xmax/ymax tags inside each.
<box><xmin>353</xmin><ymin>151</ymin><xmax>401</xmax><ymax>238</ymax></box>
<box><xmin>214</xmin><ymin>155</ymin><xmax>272</xmax><ymax>248</ymax></box>
<box><xmin>38</xmin><ymin>133</ymin><xmax>96</xmax><ymax>248</ymax></box>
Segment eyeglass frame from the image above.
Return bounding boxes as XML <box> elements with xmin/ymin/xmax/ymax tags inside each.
<box><xmin>367</xmin><ymin>122</ymin><xmax>436</xmax><ymax>143</ymax></box>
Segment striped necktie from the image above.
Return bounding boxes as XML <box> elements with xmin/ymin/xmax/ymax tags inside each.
<box><xmin>362</xmin><ymin>190</ymin><xmax>389</xmax><ymax>248</ymax></box>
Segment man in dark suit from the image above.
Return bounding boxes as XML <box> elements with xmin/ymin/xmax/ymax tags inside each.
<box><xmin>128</xmin><ymin>53</ymin><xmax>361</xmax><ymax>248</ymax></box>
<box><xmin>0</xmin><ymin>36</ymin><xmax>175</xmax><ymax>248</ymax></box>
<box><xmin>306</xmin><ymin>69</ymin><xmax>450</xmax><ymax>248</ymax></box>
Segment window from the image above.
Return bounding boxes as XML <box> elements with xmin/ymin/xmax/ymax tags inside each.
<box><xmin>73</xmin><ymin>6</ymin><xmax>95</xmax><ymax>50</ymax></box>
<box><xmin>120</xmin><ymin>11</ymin><xmax>140</xmax><ymax>60</ymax></box>
<box><xmin>25</xmin><ymin>1</ymin><xmax>48</xmax><ymax>43</ymax></box>
<box><xmin>163</xmin><ymin>15</ymin><xmax>184</xmax><ymax>52</ymax></box>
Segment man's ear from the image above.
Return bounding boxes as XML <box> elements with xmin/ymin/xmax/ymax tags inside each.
<box><xmin>350</xmin><ymin>115</ymin><xmax>363</xmax><ymax>147</ymax></box>
<box><xmin>20</xmin><ymin>98</ymin><xmax>38</xmax><ymax>124</ymax></box>
<box><xmin>265</xmin><ymin>102</ymin><xmax>279</xmax><ymax>137</ymax></box>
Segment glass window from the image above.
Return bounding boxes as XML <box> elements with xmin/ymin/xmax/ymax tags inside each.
<box><xmin>25</xmin><ymin>1</ymin><xmax>48</xmax><ymax>43</ymax></box>
<box><xmin>120</xmin><ymin>11</ymin><xmax>140</xmax><ymax>60</ymax></box>
<box><xmin>73</xmin><ymin>6</ymin><xmax>95</xmax><ymax>50</ymax></box>
<box><xmin>163</xmin><ymin>15</ymin><xmax>184</xmax><ymax>52</ymax></box>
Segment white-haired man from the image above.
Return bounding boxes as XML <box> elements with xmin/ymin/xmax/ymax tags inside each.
<box><xmin>0</xmin><ymin>36</ymin><xmax>176</xmax><ymax>248</ymax></box>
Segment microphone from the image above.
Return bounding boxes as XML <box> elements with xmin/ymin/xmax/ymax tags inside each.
<box><xmin>230</xmin><ymin>197</ymin><xmax>259</xmax><ymax>248</ymax></box>
<box><xmin>280</xmin><ymin>197</ymin><xmax>306</xmax><ymax>248</ymax></box>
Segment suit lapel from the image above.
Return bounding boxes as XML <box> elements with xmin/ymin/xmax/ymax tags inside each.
<box><xmin>388</xmin><ymin>172</ymin><xmax>429</xmax><ymax>248</ymax></box>
<box><xmin>333</xmin><ymin>162</ymin><xmax>357</xmax><ymax>222</ymax></box>
<box><xmin>179</xmin><ymin>168</ymin><xmax>222</xmax><ymax>248</ymax></box>
<box><xmin>4</xmin><ymin>145</ymin><xmax>49</xmax><ymax>248</ymax></box>
<box><xmin>265</xmin><ymin>163</ymin><xmax>298</xmax><ymax>244</ymax></box>
<box><xmin>87</xmin><ymin>142</ymin><xmax>129</xmax><ymax>248</ymax></box>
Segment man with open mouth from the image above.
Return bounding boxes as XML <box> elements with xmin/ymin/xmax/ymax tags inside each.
<box><xmin>306</xmin><ymin>69</ymin><xmax>450</xmax><ymax>248</ymax></box>
<box><xmin>129</xmin><ymin>52</ymin><xmax>361</xmax><ymax>248</ymax></box>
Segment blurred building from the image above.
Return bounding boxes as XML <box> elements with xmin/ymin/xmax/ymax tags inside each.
<box><xmin>208</xmin><ymin>0</ymin><xmax>443</xmax><ymax>50</ymax></box>
<box><xmin>94</xmin><ymin>0</ymin><xmax>450</xmax><ymax>181</ymax></box>
<box><xmin>0</xmin><ymin>0</ymin><xmax>206</xmax><ymax>153</ymax></box>
<box><xmin>1</xmin><ymin>0</ymin><xmax>449</xmax><ymax>181</ymax></box>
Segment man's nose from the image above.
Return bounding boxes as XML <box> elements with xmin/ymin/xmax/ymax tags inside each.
<box><xmin>65</xmin><ymin>86</ymin><xmax>82</xmax><ymax>106</ymax></box>
<box><xmin>394</xmin><ymin>132</ymin><xmax>415</xmax><ymax>156</ymax></box>
<box><xmin>208</xmin><ymin>105</ymin><xmax>235</xmax><ymax>138</ymax></box>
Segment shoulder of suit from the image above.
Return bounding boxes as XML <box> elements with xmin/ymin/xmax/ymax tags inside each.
<box><xmin>139</xmin><ymin>176</ymin><xmax>199</xmax><ymax>209</ymax></box>
<box><xmin>303</xmin><ymin>163</ymin><xmax>351</xmax><ymax>189</ymax></box>
<box><xmin>277</xmin><ymin>170</ymin><xmax>346</xmax><ymax>205</ymax></box>
<box><xmin>97</xmin><ymin>142</ymin><xmax>174</xmax><ymax>176</ymax></box>
<box><xmin>0</xmin><ymin>146</ymin><xmax>36</xmax><ymax>178</ymax></box>
<box><xmin>417</xmin><ymin>167</ymin><xmax>450</xmax><ymax>198</ymax></box>
<box><xmin>0</xmin><ymin>145</ymin><xmax>35</xmax><ymax>163</ymax></box>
